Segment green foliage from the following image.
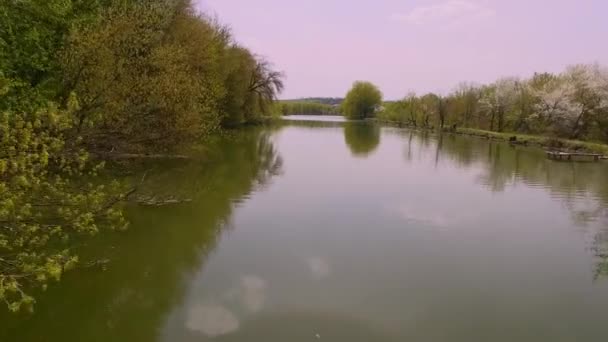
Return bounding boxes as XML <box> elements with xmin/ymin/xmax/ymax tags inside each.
<box><xmin>0</xmin><ymin>104</ymin><xmax>127</xmax><ymax>312</ymax></box>
<box><xmin>220</xmin><ymin>47</ymin><xmax>284</xmax><ymax>126</ymax></box>
<box><xmin>278</xmin><ymin>101</ymin><xmax>341</xmax><ymax>116</ymax></box>
<box><xmin>220</xmin><ymin>47</ymin><xmax>257</xmax><ymax>126</ymax></box>
<box><xmin>377</xmin><ymin>64</ymin><xmax>608</xmax><ymax>146</ymax></box>
<box><xmin>378</xmin><ymin>93</ymin><xmax>442</xmax><ymax>129</ymax></box>
<box><xmin>0</xmin><ymin>0</ymin><xmax>283</xmax><ymax>312</ymax></box>
<box><xmin>59</xmin><ymin>1</ymin><xmax>225</xmax><ymax>149</ymax></box>
<box><xmin>243</xmin><ymin>57</ymin><xmax>284</xmax><ymax>123</ymax></box>
<box><xmin>57</xmin><ymin>0</ymin><xmax>283</xmax><ymax>140</ymax></box>
<box><xmin>342</xmin><ymin>81</ymin><xmax>383</xmax><ymax>119</ymax></box>
<box><xmin>0</xmin><ymin>0</ymin><xmax>108</xmax><ymax>112</ymax></box>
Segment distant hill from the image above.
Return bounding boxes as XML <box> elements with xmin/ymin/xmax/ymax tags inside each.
<box><xmin>281</xmin><ymin>97</ymin><xmax>343</xmax><ymax>106</ymax></box>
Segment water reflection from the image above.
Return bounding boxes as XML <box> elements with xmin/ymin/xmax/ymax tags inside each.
<box><xmin>343</xmin><ymin>122</ymin><xmax>381</xmax><ymax>157</ymax></box>
<box><xmin>3</xmin><ymin>121</ymin><xmax>608</xmax><ymax>342</ymax></box>
<box><xmin>402</xmin><ymin>130</ymin><xmax>608</xmax><ymax>277</ymax></box>
<box><xmin>186</xmin><ymin>305</ymin><xmax>240</xmax><ymax>337</ymax></box>
<box><xmin>306</xmin><ymin>257</ymin><xmax>331</xmax><ymax>279</ymax></box>
<box><xmin>185</xmin><ymin>275</ymin><xmax>268</xmax><ymax>337</ymax></box>
<box><xmin>214</xmin><ymin>311</ymin><xmax>400</xmax><ymax>342</ymax></box>
<box><xmin>231</xmin><ymin>275</ymin><xmax>267</xmax><ymax>313</ymax></box>
<box><xmin>280</xmin><ymin>118</ymin><xmax>381</xmax><ymax>158</ymax></box>
<box><xmin>0</xmin><ymin>129</ymin><xmax>284</xmax><ymax>342</ymax></box>
<box><xmin>394</xmin><ymin>201</ymin><xmax>478</xmax><ymax>229</ymax></box>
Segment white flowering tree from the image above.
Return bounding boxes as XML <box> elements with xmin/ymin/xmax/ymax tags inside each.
<box><xmin>480</xmin><ymin>78</ymin><xmax>519</xmax><ymax>132</ymax></box>
<box><xmin>533</xmin><ymin>64</ymin><xmax>608</xmax><ymax>139</ymax></box>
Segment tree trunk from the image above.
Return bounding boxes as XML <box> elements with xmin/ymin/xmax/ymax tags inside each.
<box><xmin>497</xmin><ymin>107</ymin><xmax>504</xmax><ymax>132</ymax></box>
<box><xmin>569</xmin><ymin>107</ymin><xmax>587</xmax><ymax>140</ymax></box>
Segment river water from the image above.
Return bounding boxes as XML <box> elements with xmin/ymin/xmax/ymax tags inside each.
<box><xmin>2</xmin><ymin>116</ymin><xmax>608</xmax><ymax>341</ymax></box>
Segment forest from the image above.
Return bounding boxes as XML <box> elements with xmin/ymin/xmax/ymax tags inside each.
<box><xmin>0</xmin><ymin>0</ymin><xmax>283</xmax><ymax>312</ymax></box>
<box><xmin>376</xmin><ymin>64</ymin><xmax>608</xmax><ymax>144</ymax></box>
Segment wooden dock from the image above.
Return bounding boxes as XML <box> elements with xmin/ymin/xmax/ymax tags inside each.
<box><xmin>546</xmin><ymin>151</ymin><xmax>605</xmax><ymax>162</ymax></box>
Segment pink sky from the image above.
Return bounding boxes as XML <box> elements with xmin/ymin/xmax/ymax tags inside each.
<box><xmin>196</xmin><ymin>0</ymin><xmax>608</xmax><ymax>100</ymax></box>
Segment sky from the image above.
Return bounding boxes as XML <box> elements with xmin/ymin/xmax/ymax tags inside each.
<box><xmin>196</xmin><ymin>0</ymin><xmax>608</xmax><ymax>100</ymax></box>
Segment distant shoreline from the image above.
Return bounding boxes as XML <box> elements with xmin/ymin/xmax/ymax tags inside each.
<box><xmin>373</xmin><ymin>119</ymin><xmax>608</xmax><ymax>155</ymax></box>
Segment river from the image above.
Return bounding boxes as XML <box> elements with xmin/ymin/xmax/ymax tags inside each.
<box><xmin>2</xmin><ymin>116</ymin><xmax>608</xmax><ymax>341</ymax></box>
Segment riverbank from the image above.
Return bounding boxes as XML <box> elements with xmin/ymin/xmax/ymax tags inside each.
<box><xmin>373</xmin><ymin>119</ymin><xmax>608</xmax><ymax>155</ymax></box>
<box><xmin>454</xmin><ymin>128</ymin><xmax>608</xmax><ymax>155</ymax></box>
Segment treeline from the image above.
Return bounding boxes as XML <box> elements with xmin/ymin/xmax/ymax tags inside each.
<box><xmin>284</xmin><ymin>97</ymin><xmax>343</xmax><ymax>106</ymax></box>
<box><xmin>278</xmin><ymin>101</ymin><xmax>341</xmax><ymax>115</ymax></box>
<box><xmin>378</xmin><ymin>64</ymin><xmax>608</xmax><ymax>143</ymax></box>
<box><xmin>0</xmin><ymin>0</ymin><xmax>282</xmax><ymax>312</ymax></box>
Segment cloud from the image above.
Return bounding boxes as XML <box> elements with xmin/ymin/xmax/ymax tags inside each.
<box><xmin>391</xmin><ymin>1</ymin><xmax>495</xmax><ymax>25</ymax></box>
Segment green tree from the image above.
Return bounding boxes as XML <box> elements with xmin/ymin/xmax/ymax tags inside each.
<box><xmin>419</xmin><ymin>93</ymin><xmax>439</xmax><ymax>128</ymax></box>
<box><xmin>0</xmin><ymin>100</ymin><xmax>127</xmax><ymax>313</ymax></box>
<box><xmin>220</xmin><ymin>47</ymin><xmax>256</xmax><ymax>126</ymax></box>
<box><xmin>58</xmin><ymin>1</ymin><xmax>230</xmax><ymax>150</ymax></box>
<box><xmin>0</xmin><ymin>0</ymin><xmax>106</xmax><ymax>112</ymax></box>
<box><xmin>0</xmin><ymin>0</ymin><xmax>284</xmax><ymax>313</ymax></box>
<box><xmin>342</xmin><ymin>81</ymin><xmax>382</xmax><ymax>119</ymax></box>
<box><xmin>243</xmin><ymin>57</ymin><xmax>284</xmax><ymax>123</ymax></box>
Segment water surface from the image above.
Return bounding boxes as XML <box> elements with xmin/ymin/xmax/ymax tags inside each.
<box><xmin>2</xmin><ymin>119</ymin><xmax>608</xmax><ymax>341</ymax></box>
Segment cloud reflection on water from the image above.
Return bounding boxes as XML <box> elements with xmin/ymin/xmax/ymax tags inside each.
<box><xmin>306</xmin><ymin>257</ymin><xmax>331</xmax><ymax>279</ymax></box>
<box><xmin>186</xmin><ymin>304</ymin><xmax>240</xmax><ymax>337</ymax></box>
<box><xmin>185</xmin><ymin>275</ymin><xmax>267</xmax><ymax>337</ymax></box>
<box><xmin>393</xmin><ymin>202</ymin><xmax>479</xmax><ymax>229</ymax></box>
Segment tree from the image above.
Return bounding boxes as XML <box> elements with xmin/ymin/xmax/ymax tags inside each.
<box><xmin>437</xmin><ymin>96</ymin><xmax>449</xmax><ymax>129</ymax></box>
<box><xmin>377</xmin><ymin>98</ymin><xmax>408</xmax><ymax>124</ymax></box>
<box><xmin>220</xmin><ymin>48</ymin><xmax>284</xmax><ymax>125</ymax></box>
<box><xmin>405</xmin><ymin>92</ymin><xmax>419</xmax><ymax>127</ymax></box>
<box><xmin>220</xmin><ymin>46</ymin><xmax>256</xmax><ymax>126</ymax></box>
<box><xmin>0</xmin><ymin>0</ymin><xmax>105</xmax><ymax>112</ymax></box>
<box><xmin>0</xmin><ymin>100</ymin><xmax>127</xmax><ymax>313</ymax></box>
<box><xmin>532</xmin><ymin>64</ymin><xmax>608</xmax><ymax>139</ymax></box>
<box><xmin>244</xmin><ymin>57</ymin><xmax>284</xmax><ymax>122</ymax></box>
<box><xmin>0</xmin><ymin>0</ymin><xmax>284</xmax><ymax>313</ymax></box>
<box><xmin>58</xmin><ymin>1</ymin><xmax>231</xmax><ymax>150</ymax></box>
<box><xmin>419</xmin><ymin>93</ymin><xmax>439</xmax><ymax>128</ymax></box>
<box><xmin>561</xmin><ymin>64</ymin><xmax>608</xmax><ymax>139</ymax></box>
<box><xmin>480</xmin><ymin>78</ymin><xmax>519</xmax><ymax>132</ymax></box>
<box><xmin>342</xmin><ymin>81</ymin><xmax>382</xmax><ymax>119</ymax></box>
<box><xmin>530</xmin><ymin>75</ymin><xmax>573</xmax><ymax>136</ymax></box>
<box><xmin>451</xmin><ymin>82</ymin><xmax>481</xmax><ymax>127</ymax></box>
<box><xmin>511</xmin><ymin>81</ymin><xmax>535</xmax><ymax>132</ymax></box>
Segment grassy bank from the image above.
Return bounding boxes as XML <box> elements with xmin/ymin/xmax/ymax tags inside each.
<box><xmin>454</xmin><ymin>128</ymin><xmax>608</xmax><ymax>155</ymax></box>
<box><xmin>374</xmin><ymin>119</ymin><xmax>608</xmax><ymax>155</ymax></box>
